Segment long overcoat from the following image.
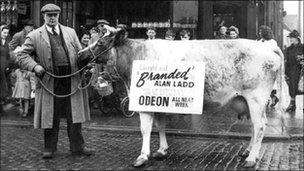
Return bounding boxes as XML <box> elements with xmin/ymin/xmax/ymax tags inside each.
<box><xmin>0</xmin><ymin>38</ymin><xmax>11</xmax><ymax>99</ymax></box>
<box><xmin>285</xmin><ymin>42</ymin><xmax>304</xmax><ymax>96</ymax></box>
<box><xmin>17</xmin><ymin>24</ymin><xmax>90</xmax><ymax>129</ymax></box>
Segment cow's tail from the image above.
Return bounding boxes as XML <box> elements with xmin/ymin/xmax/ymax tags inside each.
<box><xmin>274</xmin><ymin>46</ymin><xmax>287</xmax><ymax>134</ymax></box>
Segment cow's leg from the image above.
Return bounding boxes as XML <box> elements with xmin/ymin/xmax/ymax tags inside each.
<box><xmin>243</xmin><ymin>96</ymin><xmax>267</xmax><ymax>168</ymax></box>
<box><xmin>153</xmin><ymin>114</ymin><xmax>168</xmax><ymax>160</ymax></box>
<box><xmin>240</xmin><ymin>127</ymin><xmax>253</xmax><ymax>158</ymax></box>
<box><xmin>133</xmin><ymin>112</ymin><xmax>154</xmax><ymax>167</ymax></box>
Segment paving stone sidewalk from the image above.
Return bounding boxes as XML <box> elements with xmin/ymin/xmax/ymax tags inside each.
<box><xmin>1</xmin><ymin>126</ymin><xmax>303</xmax><ymax>170</ymax></box>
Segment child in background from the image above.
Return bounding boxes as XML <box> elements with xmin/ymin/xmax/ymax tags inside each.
<box><xmin>11</xmin><ymin>69</ymin><xmax>35</xmax><ymax>117</ymax></box>
<box><xmin>180</xmin><ymin>29</ymin><xmax>191</xmax><ymax>40</ymax></box>
<box><xmin>165</xmin><ymin>29</ymin><xmax>175</xmax><ymax>40</ymax></box>
<box><xmin>146</xmin><ymin>27</ymin><xmax>156</xmax><ymax>40</ymax></box>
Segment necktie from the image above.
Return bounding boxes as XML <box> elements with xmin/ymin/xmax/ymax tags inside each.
<box><xmin>52</xmin><ymin>27</ymin><xmax>57</xmax><ymax>36</ymax></box>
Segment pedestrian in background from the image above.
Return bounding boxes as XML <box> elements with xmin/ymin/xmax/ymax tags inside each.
<box><xmin>88</xmin><ymin>19</ymin><xmax>110</xmax><ymax>45</ymax></box>
<box><xmin>228</xmin><ymin>26</ymin><xmax>239</xmax><ymax>39</ymax></box>
<box><xmin>79</xmin><ymin>30</ymin><xmax>90</xmax><ymax>49</ymax></box>
<box><xmin>258</xmin><ymin>25</ymin><xmax>280</xmax><ymax>108</ymax></box>
<box><xmin>9</xmin><ymin>19</ymin><xmax>35</xmax><ymax>53</ymax></box>
<box><xmin>16</xmin><ymin>3</ymin><xmax>93</xmax><ymax>159</ymax></box>
<box><xmin>0</xmin><ymin>25</ymin><xmax>11</xmax><ymax>112</ymax></box>
<box><xmin>285</xmin><ymin>30</ymin><xmax>304</xmax><ymax>112</ymax></box>
<box><xmin>215</xmin><ymin>26</ymin><xmax>228</xmax><ymax>39</ymax></box>
<box><xmin>146</xmin><ymin>27</ymin><xmax>156</xmax><ymax>40</ymax></box>
<box><xmin>117</xmin><ymin>24</ymin><xmax>128</xmax><ymax>39</ymax></box>
<box><xmin>89</xmin><ymin>26</ymin><xmax>99</xmax><ymax>39</ymax></box>
<box><xmin>88</xmin><ymin>26</ymin><xmax>99</xmax><ymax>45</ymax></box>
<box><xmin>9</xmin><ymin>19</ymin><xmax>35</xmax><ymax>106</ymax></box>
<box><xmin>180</xmin><ymin>29</ymin><xmax>190</xmax><ymax>40</ymax></box>
<box><xmin>11</xmin><ymin>68</ymin><xmax>35</xmax><ymax>117</ymax></box>
<box><xmin>165</xmin><ymin>29</ymin><xmax>175</xmax><ymax>40</ymax></box>
<box><xmin>97</xmin><ymin>19</ymin><xmax>110</xmax><ymax>36</ymax></box>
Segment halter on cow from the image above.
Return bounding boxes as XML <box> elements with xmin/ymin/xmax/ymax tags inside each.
<box><xmin>78</xmin><ymin>28</ymin><xmax>285</xmax><ymax>168</ymax></box>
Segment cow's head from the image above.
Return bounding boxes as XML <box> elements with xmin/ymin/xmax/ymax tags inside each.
<box><xmin>78</xmin><ymin>26</ymin><xmax>127</xmax><ymax>67</ymax></box>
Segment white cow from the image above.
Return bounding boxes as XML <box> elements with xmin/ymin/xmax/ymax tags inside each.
<box><xmin>78</xmin><ymin>29</ymin><xmax>284</xmax><ymax>168</ymax></box>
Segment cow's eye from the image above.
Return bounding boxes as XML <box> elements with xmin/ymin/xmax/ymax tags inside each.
<box><xmin>97</xmin><ymin>40</ymin><xmax>103</xmax><ymax>46</ymax></box>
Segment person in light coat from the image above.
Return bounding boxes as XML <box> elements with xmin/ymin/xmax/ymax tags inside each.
<box><xmin>11</xmin><ymin>68</ymin><xmax>35</xmax><ymax>117</ymax></box>
<box><xmin>16</xmin><ymin>3</ymin><xmax>93</xmax><ymax>159</ymax></box>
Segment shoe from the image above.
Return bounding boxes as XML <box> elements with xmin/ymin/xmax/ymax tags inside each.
<box><xmin>286</xmin><ymin>104</ymin><xmax>296</xmax><ymax>112</ymax></box>
<box><xmin>42</xmin><ymin>151</ymin><xmax>54</xmax><ymax>159</ymax></box>
<box><xmin>72</xmin><ymin>147</ymin><xmax>94</xmax><ymax>156</ymax></box>
<box><xmin>22</xmin><ymin>112</ymin><xmax>27</xmax><ymax>118</ymax></box>
<box><xmin>19</xmin><ymin>108</ymin><xmax>24</xmax><ymax>115</ymax></box>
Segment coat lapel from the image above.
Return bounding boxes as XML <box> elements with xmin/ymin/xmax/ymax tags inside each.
<box><xmin>39</xmin><ymin>25</ymin><xmax>51</xmax><ymax>48</ymax></box>
<box><xmin>60</xmin><ymin>24</ymin><xmax>71</xmax><ymax>49</ymax></box>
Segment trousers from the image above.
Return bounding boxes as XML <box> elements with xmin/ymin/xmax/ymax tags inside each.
<box><xmin>44</xmin><ymin>65</ymin><xmax>84</xmax><ymax>152</ymax></box>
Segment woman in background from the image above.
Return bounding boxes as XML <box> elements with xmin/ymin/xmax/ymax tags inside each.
<box><xmin>215</xmin><ymin>26</ymin><xmax>228</xmax><ymax>39</ymax></box>
<box><xmin>79</xmin><ymin>30</ymin><xmax>91</xmax><ymax>49</ymax></box>
<box><xmin>165</xmin><ymin>29</ymin><xmax>175</xmax><ymax>40</ymax></box>
<box><xmin>228</xmin><ymin>26</ymin><xmax>239</xmax><ymax>39</ymax></box>
<box><xmin>179</xmin><ymin>29</ymin><xmax>190</xmax><ymax>40</ymax></box>
<box><xmin>0</xmin><ymin>25</ymin><xmax>11</xmax><ymax>113</ymax></box>
<box><xmin>285</xmin><ymin>30</ymin><xmax>304</xmax><ymax>112</ymax></box>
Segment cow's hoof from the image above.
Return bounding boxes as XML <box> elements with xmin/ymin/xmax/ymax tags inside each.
<box><xmin>242</xmin><ymin>161</ymin><xmax>256</xmax><ymax>168</ymax></box>
<box><xmin>133</xmin><ymin>157</ymin><xmax>148</xmax><ymax>168</ymax></box>
<box><xmin>239</xmin><ymin>150</ymin><xmax>249</xmax><ymax>158</ymax></box>
<box><xmin>152</xmin><ymin>151</ymin><xmax>168</xmax><ymax>160</ymax></box>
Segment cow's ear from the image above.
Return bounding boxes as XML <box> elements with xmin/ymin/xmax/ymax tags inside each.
<box><xmin>113</xmin><ymin>29</ymin><xmax>126</xmax><ymax>46</ymax></box>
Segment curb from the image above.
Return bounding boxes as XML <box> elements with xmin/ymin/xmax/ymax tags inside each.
<box><xmin>1</xmin><ymin>120</ymin><xmax>303</xmax><ymax>141</ymax></box>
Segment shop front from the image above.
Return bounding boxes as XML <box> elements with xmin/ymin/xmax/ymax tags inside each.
<box><xmin>73</xmin><ymin>0</ymin><xmax>282</xmax><ymax>45</ymax></box>
<box><xmin>0</xmin><ymin>0</ymin><xmax>283</xmax><ymax>45</ymax></box>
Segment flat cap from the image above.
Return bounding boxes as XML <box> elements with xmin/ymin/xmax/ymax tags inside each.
<box><xmin>41</xmin><ymin>3</ymin><xmax>61</xmax><ymax>13</ymax></box>
<box><xmin>97</xmin><ymin>19</ymin><xmax>110</xmax><ymax>25</ymax></box>
<box><xmin>23</xmin><ymin>19</ymin><xmax>34</xmax><ymax>26</ymax></box>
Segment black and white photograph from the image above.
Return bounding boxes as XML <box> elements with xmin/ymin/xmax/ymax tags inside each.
<box><xmin>0</xmin><ymin>0</ymin><xmax>303</xmax><ymax>170</ymax></box>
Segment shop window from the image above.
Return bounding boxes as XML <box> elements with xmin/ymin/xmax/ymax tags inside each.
<box><xmin>75</xmin><ymin>0</ymin><xmax>172</xmax><ymax>39</ymax></box>
<box><xmin>213</xmin><ymin>2</ymin><xmax>242</xmax><ymax>38</ymax></box>
<box><xmin>0</xmin><ymin>0</ymin><xmax>32</xmax><ymax>35</ymax></box>
<box><xmin>173</xmin><ymin>0</ymin><xmax>198</xmax><ymax>39</ymax></box>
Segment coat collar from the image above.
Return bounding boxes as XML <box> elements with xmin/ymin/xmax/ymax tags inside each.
<box><xmin>39</xmin><ymin>24</ymin><xmax>69</xmax><ymax>47</ymax></box>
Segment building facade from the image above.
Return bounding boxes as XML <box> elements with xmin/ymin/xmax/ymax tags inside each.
<box><xmin>0</xmin><ymin>0</ymin><xmax>284</xmax><ymax>46</ymax></box>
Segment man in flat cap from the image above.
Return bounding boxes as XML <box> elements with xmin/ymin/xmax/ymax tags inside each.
<box><xmin>97</xmin><ymin>19</ymin><xmax>110</xmax><ymax>35</ymax></box>
<box><xmin>16</xmin><ymin>3</ymin><xmax>93</xmax><ymax>159</ymax></box>
<box><xmin>88</xmin><ymin>19</ymin><xmax>110</xmax><ymax>45</ymax></box>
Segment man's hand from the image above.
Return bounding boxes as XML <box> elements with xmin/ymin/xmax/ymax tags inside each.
<box><xmin>34</xmin><ymin>65</ymin><xmax>45</xmax><ymax>76</ymax></box>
